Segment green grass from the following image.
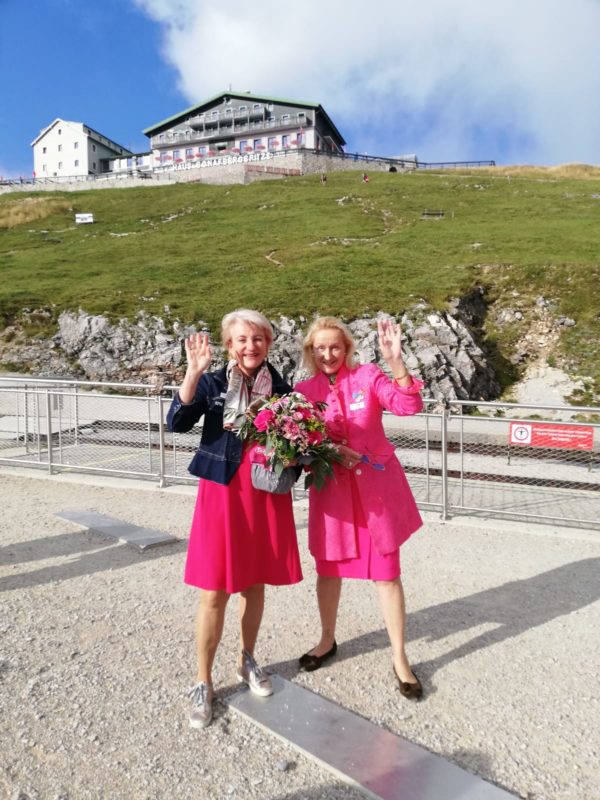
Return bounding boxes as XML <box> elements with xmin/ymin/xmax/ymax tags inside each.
<box><xmin>1</xmin><ymin>168</ymin><xmax>599</xmax><ymax>396</ymax></box>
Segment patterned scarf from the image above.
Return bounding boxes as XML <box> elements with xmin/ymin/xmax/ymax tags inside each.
<box><xmin>223</xmin><ymin>360</ymin><xmax>272</xmax><ymax>431</ymax></box>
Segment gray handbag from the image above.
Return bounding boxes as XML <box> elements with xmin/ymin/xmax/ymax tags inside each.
<box><xmin>251</xmin><ymin>463</ymin><xmax>296</xmax><ymax>494</ymax></box>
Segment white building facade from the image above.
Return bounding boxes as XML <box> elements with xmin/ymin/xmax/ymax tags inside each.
<box><xmin>31</xmin><ymin>119</ymin><xmax>133</xmax><ymax>179</ymax></box>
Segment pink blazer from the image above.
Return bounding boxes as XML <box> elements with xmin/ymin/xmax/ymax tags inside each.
<box><xmin>295</xmin><ymin>363</ymin><xmax>423</xmax><ymax>561</ymax></box>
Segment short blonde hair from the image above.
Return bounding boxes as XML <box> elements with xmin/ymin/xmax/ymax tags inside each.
<box><xmin>302</xmin><ymin>316</ymin><xmax>356</xmax><ymax>375</ymax></box>
<box><xmin>221</xmin><ymin>309</ymin><xmax>273</xmax><ymax>350</ymax></box>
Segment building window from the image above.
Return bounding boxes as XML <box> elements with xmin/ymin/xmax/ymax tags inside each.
<box><xmin>297</xmin><ymin>131</ymin><xmax>305</xmax><ymax>145</ymax></box>
<box><xmin>239</xmin><ymin>105</ymin><xmax>247</xmax><ymax>112</ymax></box>
<box><xmin>173</xmin><ymin>149</ymin><xmax>181</xmax><ymax>162</ymax></box>
<box><xmin>253</xmin><ymin>103</ymin><xmax>261</xmax><ymax>110</ymax></box>
<box><xmin>159</xmin><ymin>134</ymin><xmax>165</xmax><ymax>142</ymax></box>
<box><xmin>136</xmin><ymin>156</ymin><xmax>144</xmax><ymax>166</ymax></box>
<box><xmin>240</xmin><ymin>139</ymin><xmax>249</xmax><ymax>152</ymax></box>
<box><xmin>58</xmin><ymin>161</ymin><xmax>63</xmax><ymax>169</ymax></box>
<box><xmin>268</xmin><ymin>137</ymin><xmax>277</xmax><ymax>150</ymax></box>
<box><xmin>211</xmin><ymin>111</ymin><xmax>219</xmax><ymax>119</ymax></box>
<box><xmin>74</xmin><ymin>141</ymin><xmax>79</xmax><ymax>149</ymax></box>
<box><xmin>253</xmin><ymin>138</ymin><xmax>262</xmax><ymax>150</ymax></box>
<box><xmin>186</xmin><ymin>148</ymin><xmax>194</xmax><ymax>159</ymax></box>
<box><xmin>92</xmin><ymin>162</ymin><xmax>96</xmax><ymax>169</ymax></box>
<box><xmin>42</xmin><ymin>164</ymin><xmax>47</xmax><ymax>172</ymax></box>
<box><xmin>42</xmin><ymin>146</ymin><xmax>47</xmax><ymax>154</ymax></box>
<box><xmin>58</xmin><ymin>128</ymin><xmax>62</xmax><ymax>134</ymax></box>
<box><xmin>198</xmin><ymin>146</ymin><xmax>207</xmax><ymax>156</ymax></box>
<box><xmin>297</xmin><ymin>112</ymin><xmax>306</xmax><ymax>121</ymax></box>
<box><xmin>160</xmin><ymin>152</ymin><xmax>168</xmax><ymax>164</ymax></box>
<box><xmin>74</xmin><ymin>160</ymin><xmax>79</xmax><ymax>167</ymax></box>
<box><xmin>58</xmin><ymin>144</ymin><xmax>62</xmax><ymax>152</ymax></box>
<box><xmin>92</xmin><ymin>144</ymin><xmax>96</xmax><ymax>152</ymax></box>
<box><xmin>282</xmin><ymin>135</ymin><xmax>289</xmax><ymax>148</ymax></box>
<box><xmin>127</xmin><ymin>157</ymin><xmax>133</xmax><ymax>167</ymax></box>
<box><xmin>281</xmin><ymin>114</ymin><xmax>290</xmax><ymax>122</ymax></box>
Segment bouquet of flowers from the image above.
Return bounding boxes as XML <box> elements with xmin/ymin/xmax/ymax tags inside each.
<box><xmin>239</xmin><ymin>392</ymin><xmax>341</xmax><ymax>490</ymax></box>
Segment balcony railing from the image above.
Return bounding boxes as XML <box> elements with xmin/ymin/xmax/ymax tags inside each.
<box><xmin>152</xmin><ymin>117</ymin><xmax>312</xmax><ymax>148</ymax></box>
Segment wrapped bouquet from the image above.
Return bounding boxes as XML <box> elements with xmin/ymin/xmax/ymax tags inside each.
<box><xmin>239</xmin><ymin>392</ymin><xmax>341</xmax><ymax>491</ymax></box>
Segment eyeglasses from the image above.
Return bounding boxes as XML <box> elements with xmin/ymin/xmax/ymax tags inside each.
<box><xmin>360</xmin><ymin>454</ymin><xmax>385</xmax><ymax>471</ymax></box>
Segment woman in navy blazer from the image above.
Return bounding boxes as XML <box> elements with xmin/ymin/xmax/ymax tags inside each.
<box><xmin>167</xmin><ymin>309</ymin><xmax>302</xmax><ymax>729</ymax></box>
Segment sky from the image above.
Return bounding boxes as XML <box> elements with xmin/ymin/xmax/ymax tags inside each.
<box><xmin>2</xmin><ymin>0</ymin><xmax>600</xmax><ymax>178</ymax></box>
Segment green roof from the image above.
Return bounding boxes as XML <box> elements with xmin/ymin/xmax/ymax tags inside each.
<box><xmin>142</xmin><ymin>90</ymin><xmax>345</xmax><ymax>144</ymax></box>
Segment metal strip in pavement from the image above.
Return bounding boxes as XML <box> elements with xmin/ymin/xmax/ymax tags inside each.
<box><xmin>226</xmin><ymin>675</ymin><xmax>516</xmax><ymax>800</ymax></box>
<box><xmin>55</xmin><ymin>509</ymin><xmax>177</xmax><ymax>551</ymax></box>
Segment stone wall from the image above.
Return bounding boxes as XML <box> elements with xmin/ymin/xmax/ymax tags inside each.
<box><xmin>0</xmin><ymin>151</ymin><xmax>414</xmax><ymax>195</ymax></box>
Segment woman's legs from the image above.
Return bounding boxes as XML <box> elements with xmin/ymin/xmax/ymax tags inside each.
<box><xmin>308</xmin><ymin>575</ymin><xmax>342</xmax><ymax>656</ymax></box>
<box><xmin>376</xmin><ymin>577</ymin><xmax>418</xmax><ymax>684</ymax></box>
<box><xmin>238</xmin><ymin>582</ymin><xmax>265</xmax><ymax>657</ymax></box>
<box><xmin>195</xmin><ymin>589</ymin><xmax>230</xmax><ymax>684</ymax></box>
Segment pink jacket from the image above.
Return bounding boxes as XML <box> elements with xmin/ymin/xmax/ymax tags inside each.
<box><xmin>295</xmin><ymin>363</ymin><xmax>423</xmax><ymax>560</ymax></box>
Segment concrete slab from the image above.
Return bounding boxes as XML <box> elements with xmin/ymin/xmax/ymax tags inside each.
<box><xmin>226</xmin><ymin>675</ymin><xmax>516</xmax><ymax>800</ymax></box>
<box><xmin>54</xmin><ymin>509</ymin><xmax>178</xmax><ymax>550</ymax></box>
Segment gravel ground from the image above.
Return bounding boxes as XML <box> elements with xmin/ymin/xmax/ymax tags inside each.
<box><xmin>1</xmin><ymin>468</ymin><xmax>599</xmax><ymax>800</ymax></box>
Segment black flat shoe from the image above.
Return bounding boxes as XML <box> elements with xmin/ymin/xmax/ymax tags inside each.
<box><xmin>394</xmin><ymin>667</ymin><xmax>423</xmax><ymax>700</ymax></box>
<box><xmin>298</xmin><ymin>641</ymin><xmax>337</xmax><ymax>672</ymax></box>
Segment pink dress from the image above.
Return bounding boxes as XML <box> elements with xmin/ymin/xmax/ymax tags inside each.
<box><xmin>315</xmin><ymin>466</ymin><xmax>400</xmax><ymax>580</ymax></box>
<box><xmin>296</xmin><ymin>363</ymin><xmax>423</xmax><ymax>581</ymax></box>
<box><xmin>184</xmin><ymin>445</ymin><xmax>303</xmax><ymax>593</ymax></box>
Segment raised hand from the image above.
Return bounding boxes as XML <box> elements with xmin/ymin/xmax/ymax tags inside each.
<box><xmin>377</xmin><ymin>318</ymin><xmax>404</xmax><ymax>364</ymax></box>
<box><xmin>184</xmin><ymin>333</ymin><xmax>212</xmax><ymax>376</ymax></box>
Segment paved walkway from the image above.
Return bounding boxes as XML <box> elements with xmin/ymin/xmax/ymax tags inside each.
<box><xmin>1</xmin><ymin>466</ymin><xmax>599</xmax><ymax>800</ymax></box>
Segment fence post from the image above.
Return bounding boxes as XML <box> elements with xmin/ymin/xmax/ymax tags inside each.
<box><xmin>158</xmin><ymin>395</ymin><xmax>166</xmax><ymax>488</ymax></box>
<box><xmin>441</xmin><ymin>406</ymin><xmax>449</xmax><ymax>520</ymax></box>
<box><xmin>74</xmin><ymin>385</ymin><xmax>79</xmax><ymax>446</ymax></box>
<box><xmin>45</xmin><ymin>390</ymin><xmax>54</xmax><ymax>474</ymax></box>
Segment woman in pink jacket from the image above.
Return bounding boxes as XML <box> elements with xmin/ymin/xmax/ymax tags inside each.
<box><xmin>295</xmin><ymin>316</ymin><xmax>424</xmax><ymax>699</ymax></box>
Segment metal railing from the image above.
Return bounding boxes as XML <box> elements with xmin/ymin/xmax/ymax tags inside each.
<box><xmin>0</xmin><ymin>377</ymin><xmax>597</xmax><ymax>530</ymax></box>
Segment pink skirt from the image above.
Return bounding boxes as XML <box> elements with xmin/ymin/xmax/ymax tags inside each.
<box><xmin>184</xmin><ymin>448</ymin><xmax>303</xmax><ymax>593</ymax></box>
<box><xmin>315</xmin><ymin>473</ymin><xmax>400</xmax><ymax>581</ymax></box>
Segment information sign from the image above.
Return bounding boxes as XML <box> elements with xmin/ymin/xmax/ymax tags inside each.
<box><xmin>509</xmin><ymin>422</ymin><xmax>594</xmax><ymax>450</ymax></box>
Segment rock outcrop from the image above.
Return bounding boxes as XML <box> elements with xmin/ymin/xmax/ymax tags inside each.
<box><xmin>0</xmin><ymin>303</ymin><xmax>500</xmax><ymax>402</ymax></box>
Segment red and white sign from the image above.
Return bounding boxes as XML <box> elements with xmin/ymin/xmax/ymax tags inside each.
<box><xmin>509</xmin><ymin>422</ymin><xmax>594</xmax><ymax>450</ymax></box>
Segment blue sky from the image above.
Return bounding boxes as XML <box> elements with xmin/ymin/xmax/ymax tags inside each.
<box><xmin>2</xmin><ymin>0</ymin><xmax>600</xmax><ymax>178</ymax></box>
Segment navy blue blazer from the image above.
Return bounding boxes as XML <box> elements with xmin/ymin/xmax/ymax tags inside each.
<box><xmin>166</xmin><ymin>363</ymin><xmax>292</xmax><ymax>485</ymax></box>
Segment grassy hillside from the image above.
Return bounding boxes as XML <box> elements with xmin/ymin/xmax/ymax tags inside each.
<box><xmin>1</xmin><ymin>167</ymin><xmax>599</xmax><ymax>399</ymax></box>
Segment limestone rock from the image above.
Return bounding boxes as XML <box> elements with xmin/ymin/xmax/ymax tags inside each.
<box><xmin>1</xmin><ymin>304</ymin><xmax>501</xmax><ymax>402</ymax></box>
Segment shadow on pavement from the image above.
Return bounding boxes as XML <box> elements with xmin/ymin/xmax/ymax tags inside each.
<box><xmin>0</xmin><ymin>527</ymin><xmax>186</xmax><ymax>592</ymax></box>
<box><xmin>270</xmin><ymin>557</ymin><xmax>600</xmax><ymax>682</ymax></box>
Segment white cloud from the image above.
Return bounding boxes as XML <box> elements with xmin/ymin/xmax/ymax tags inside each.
<box><xmin>133</xmin><ymin>0</ymin><xmax>600</xmax><ymax>164</ymax></box>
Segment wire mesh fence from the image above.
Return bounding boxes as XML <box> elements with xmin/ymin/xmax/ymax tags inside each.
<box><xmin>1</xmin><ymin>378</ymin><xmax>598</xmax><ymax>530</ymax></box>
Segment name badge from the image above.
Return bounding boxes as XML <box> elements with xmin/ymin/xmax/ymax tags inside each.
<box><xmin>349</xmin><ymin>401</ymin><xmax>365</xmax><ymax>411</ymax></box>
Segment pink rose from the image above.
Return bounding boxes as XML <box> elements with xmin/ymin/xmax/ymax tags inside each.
<box><xmin>307</xmin><ymin>430</ymin><xmax>324</xmax><ymax>445</ymax></box>
<box><xmin>253</xmin><ymin>408</ymin><xmax>275</xmax><ymax>431</ymax></box>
